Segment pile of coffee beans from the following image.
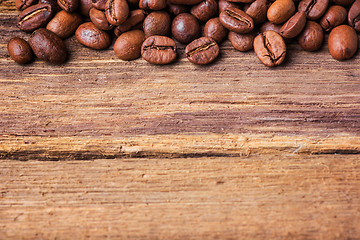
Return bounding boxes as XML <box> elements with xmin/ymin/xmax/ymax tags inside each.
<box><xmin>7</xmin><ymin>0</ymin><xmax>360</xmax><ymax>66</ymax></box>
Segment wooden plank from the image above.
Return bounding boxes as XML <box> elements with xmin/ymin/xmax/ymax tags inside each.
<box><xmin>1</xmin><ymin>156</ymin><xmax>360</xmax><ymax>239</ymax></box>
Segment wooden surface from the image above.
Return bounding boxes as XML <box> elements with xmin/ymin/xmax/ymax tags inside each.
<box><xmin>1</xmin><ymin>0</ymin><xmax>360</xmax><ymax>238</ymax></box>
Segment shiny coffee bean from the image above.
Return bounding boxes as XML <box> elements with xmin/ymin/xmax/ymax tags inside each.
<box><xmin>280</xmin><ymin>11</ymin><xmax>306</xmax><ymax>38</ymax></box>
<box><xmin>114</xmin><ymin>9</ymin><xmax>147</xmax><ymax>36</ymax></box>
<box><xmin>7</xmin><ymin>37</ymin><xmax>34</xmax><ymax>64</ymax></box>
<box><xmin>298</xmin><ymin>0</ymin><xmax>328</xmax><ymax>20</ymax></box>
<box><xmin>92</xmin><ymin>0</ymin><xmax>107</xmax><ymax>10</ymax></box>
<box><xmin>228</xmin><ymin>31</ymin><xmax>255</xmax><ymax>51</ymax></box>
<box><xmin>348</xmin><ymin>0</ymin><xmax>360</xmax><ymax>31</ymax></box>
<box><xmin>16</xmin><ymin>0</ymin><xmax>38</xmax><ymax>10</ymax></box>
<box><xmin>141</xmin><ymin>35</ymin><xmax>177</xmax><ymax>64</ymax></box>
<box><xmin>75</xmin><ymin>22</ymin><xmax>111</xmax><ymax>49</ymax></box>
<box><xmin>218</xmin><ymin>0</ymin><xmax>240</xmax><ymax>12</ymax></box>
<box><xmin>185</xmin><ymin>37</ymin><xmax>219</xmax><ymax>64</ymax></box>
<box><xmin>139</xmin><ymin>0</ymin><xmax>166</xmax><ymax>10</ymax></box>
<box><xmin>328</xmin><ymin>25</ymin><xmax>358</xmax><ymax>60</ymax></box>
<box><xmin>89</xmin><ymin>7</ymin><xmax>113</xmax><ymax>30</ymax></box>
<box><xmin>204</xmin><ymin>17</ymin><xmax>228</xmax><ymax>43</ymax></box>
<box><xmin>219</xmin><ymin>7</ymin><xmax>254</xmax><ymax>33</ymax></box>
<box><xmin>298</xmin><ymin>21</ymin><xmax>323</xmax><ymax>51</ymax></box>
<box><xmin>253</xmin><ymin>30</ymin><xmax>286</xmax><ymax>67</ymax></box>
<box><xmin>171</xmin><ymin>13</ymin><xmax>200</xmax><ymax>43</ymax></box>
<box><xmin>190</xmin><ymin>0</ymin><xmax>218</xmax><ymax>22</ymax></box>
<box><xmin>79</xmin><ymin>0</ymin><xmax>92</xmax><ymax>16</ymax></box>
<box><xmin>46</xmin><ymin>10</ymin><xmax>83</xmax><ymax>38</ymax></box>
<box><xmin>114</xmin><ymin>30</ymin><xmax>145</xmax><ymax>60</ymax></box>
<box><xmin>57</xmin><ymin>0</ymin><xmax>78</xmax><ymax>12</ymax></box>
<box><xmin>18</xmin><ymin>3</ymin><xmax>54</xmax><ymax>32</ymax></box>
<box><xmin>29</xmin><ymin>28</ymin><xmax>67</xmax><ymax>63</ymax></box>
<box><xmin>244</xmin><ymin>0</ymin><xmax>268</xmax><ymax>25</ymax></box>
<box><xmin>267</xmin><ymin>0</ymin><xmax>295</xmax><ymax>24</ymax></box>
<box><xmin>143</xmin><ymin>11</ymin><xmax>171</xmax><ymax>37</ymax></box>
<box><xmin>319</xmin><ymin>5</ymin><xmax>347</xmax><ymax>31</ymax></box>
<box><xmin>167</xmin><ymin>3</ymin><xmax>188</xmax><ymax>15</ymax></box>
<box><xmin>331</xmin><ymin>0</ymin><xmax>354</xmax><ymax>5</ymax></box>
<box><xmin>260</xmin><ymin>21</ymin><xmax>282</xmax><ymax>33</ymax></box>
<box><xmin>167</xmin><ymin>0</ymin><xmax>203</xmax><ymax>5</ymax></box>
<box><xmin>105</xmin><ymin>0</ymin><xmax>129</xmax><ymax>25</ymax></box>
<box><xmin>39</xmin><ymin>0</ymin><xmax>62</xmax><ymax>13</ymax></box>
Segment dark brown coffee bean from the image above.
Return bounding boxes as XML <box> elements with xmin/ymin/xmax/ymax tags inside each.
<box><xmin>18</xmin><ymin>3</ymin><xmax>54</xmax><ymax>32</ymax></box>
<box><xmin>29</xmin><ymin>28</ymin><xmax>67</xmax><ymax>63</ymax></box>
<box><xmin>185</xmin><ymin>37</ymin><xmax>219</xmax><ymax>64</ymax></box>
<box><xmin>244</xmin><ymin>0</ymin><xmax>268</xmax><ymax>25</ymax></box>
<box><xmin>143</xmin><ymin>11</ymin><xmax>171</xmax><ymax>37</ymax></box>
<box><xmin>57</xmin><ymin>0</ymin><xmax>78</xmax><ymax>11</ymax></box>
<box><xmin>267</xmin><ymin>0</ymin><xmax>295</xmax><ymax>24</ymax></box>
<box><xmin>114</xmin><ymin>30</ymin><xmax>145</xmax><ymax>60</ymax></box>
<box><xmin>190</xmin><ymin>0</ymin><xmax>218</xmax><ymax>22</ymax></box>
<box><xmin>141</xmin><ymin>36</ymin><xmax>177</xmax><ymax>64</ymax></box>
<box><xmin>139</xmin><ymin>0</ymin><xmax>166</xmax><ymax>10</ymax></box>
<box><xmin>298</xmin><ymin>0</ymin><xmax>328</xmax><ymax>20</ymax></box>
<box><xmin>328</xmin><ymin>25</ymin><xmax>358</xmax><ymax>60</ymax></box>
<box><xmin>114</xmin><ymin>9</ymin><xmax>147</xmax><ymax>36</ymax></box>
<box><xmin>228</xmin><ymin>31</ymin><xmax>255</xmax><ymax>51</ymax></box>
<box><xmin>171</xmin><ymin>13</ymin><xmax>200</xmax><ymax>43</ymax></box>
<box><xmin>319</xmin><ymin>5</ymin><xmax>346</xmax><ymax>31</ymax></box>
<box><xmin>75</xmin><ymin>22</ymin><xmax>111</xmax><ymax>49</ymax></box>
<box><xmin>39</xmin><ymin>0</ymin><xmax>62</xmax><ymax>12</ymax></box>
<box><xmin>219</xmin><ymin>7</ymin><xmax>254</xmax><ymax>33</ymax></box>
<box><xmin>16</xmin><ymin>0</ymin><xmax>38</xmax><ymax>10</ymax></box>
<box><xmin>280</xmin><ymin>11</ymin><xmax>306</xmax><ymax>38</ymax></box>
<box><xmin>253</xmin><ymin>30</ymin><xmax>286</xmax><ymax>67</ymax></box>
<box><xmin>167</xmin><ymin>3</ymin><xmax>188</xmax><ymax>15</ymax></box>
<box><xmin>298</xmin><ymin>21</ymin><xmax>323</xmax><ymax>51</ymax></box>
<box><xmin>218</xmin><ymin>0</ymin><xmax>240</xmax><ymax>12</ymax></box>
<box><xmin>260</xmin><ymin>21</ymin><xmax>282</xmax><ymax>33</ymax></box>
<box><xmin>46</xmin><ymin>10</ymin><xmax>83</xmax><ymax>38</ymax></box>
<box><xmin>331</xmin><ymin>0</ymin><xmax>354</xmax><ymax>6</ymax></box>
<box><xmin>89</xmin><ymin>7</ymin><xmax>113</xmax><ymax>30</ymax></box>
<box><xmin>7</xmin><ymin>37</ymin><xmax>34</xmax><ymax>64</ymax></box>
<box><xmin>167</xmin><ymin>0</ymin><xmax>203</xmax><ymax>5</ymax></box>
<box><xmin>79</xmin><ymin>0</ymin><xmax>92</xmax><ymax>16</ymax></box>
<box><xmin>92</xmin><ymin>0</ymin><xmax>107</xmax><ymax>10</ymax></box>
<box><xmin>105</xmin><ymin>0</ymin><xmax>129</xmax><ymax>25</ymax></box>
<box><xmin>348</xmin><ymin>0</ymin><xmax>360</xmax><ymax>31</ymax></box>
<box><xmin>204</xmin><ymin>17</ymin><xmax>228</xmax><ymax>43</ymax></box>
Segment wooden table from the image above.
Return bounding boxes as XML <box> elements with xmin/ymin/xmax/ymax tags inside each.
<box><xmin>1</xmin><ymin>1</ymin><xmax>360</xmax><ymax>238</ymax></box>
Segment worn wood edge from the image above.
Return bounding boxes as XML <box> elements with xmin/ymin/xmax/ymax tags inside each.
<box><xmin>1</xmin><ymin>133</ymin><xmax>359</xmax><ymax>160</ymax></box>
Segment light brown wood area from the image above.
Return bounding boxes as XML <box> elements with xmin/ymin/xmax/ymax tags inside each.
<box><xmin>1</xmin><ymin>0</ymin><xmax>360</xmax><ymax>238</ymax></box>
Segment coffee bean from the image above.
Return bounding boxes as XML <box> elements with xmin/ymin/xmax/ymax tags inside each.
<box><xmin>167</xmin><ymin>3</ymin><xmax>189</xmax><ymax>16</ymax></box>
<box><xmin>89</xmin><ymin>7</ymin><xmax>113</xmax><ymax>30</ymax></box>
<box><xmin>226</xmin><ymin>0</ymin><xmax>255</xmax><ymax>3</ymax></box>
<box><xmin>204</xmin><ymin>17</ymin><xmax>228</xmax><ymax>43</ymax></box>
<box><xmin>16</xmin><ymin>0</ymin><xmax>38</xmax><ymax>10</ymax></box>
<box><xmin>298</xmin><ymin>21</ymin><xmax>323</xmax><ymax>51</ymax></box>
<box><xmin>18</xmin><ymin>3</ymin><xmax>54</xmax><ymax>32</ymax></box>
<box><xmin>190</xmin><ymin>0</ymin><xmax>218</xmax><ymax>22</ymax></box>
<box><xmin>7</xmin><ymin>37</ymin><xmax>34</xmax><ymax>64</ymax></box>
<box><xmin>114</xmin><ymin>30</ymin><xmax>145</xmax><ymax>60</ymax></box>
<box><xmin>29</xmin><ymin>28</ymin><xmax>67</xmax><ymax>63</ymax></box>
<box><xmin>348</xmin><ymin>0</ymin><xmax>360</xmax><ymax>31</ymax></box>
<box><xmin>57</xmin><ymin>0</ymin><xmax>79</xmax><ymax>12</ymax></box>
<box><xmin>280</xmin><ymin>11</ymin><xmax>306</xmax><ymax>38</ymax></box>
<box><xmin>244</xmin><ymin>0</ymin><xmax>269</xmax><ymax>25</ymax></box>
<box><xmin>219</xmin><ymin>7</ymin><xmax>254</xmax><ymax>33</ymax></box>
<box><xmin>40</xmin><ymin>0</ymin><xmax>62</xmax><ymax>13</ymax></box>
<box><xmin>185</xmin><ymin>37</ymin><xmax>219</xmax><ymax>64</ymax></box>
<box><xmin>114</xmin><ymin>9</ymin><xmax>147</xmax><ymax>36</ymax></box>
<box><xmin>171</xmin><ymin>13</ymin><xmax>200</xmax><ymax>43</ymax></box>
<box><xmin>46</xmin><ymin>10</ymin><xmax>83</xmax><ymax>38</ymax></box>
<box><xmin>141</xmin><ymin>35</ymin><xmax>177</xmax><ymax>64</ymax></box>
<box><xmin>328</xmin><ymin>25</ymin><xmax>358</xmax><ymax>60</ymax></box>
<box><xmin>260</xmin><ymin>21</ymin><xmax>282</xmax><ymax>34</ymax></box>
<box><xmin>75</xmin><ymin>22</ymin><xmax>111</xmax><ymax>49</ymax></box>
<box><xmin>298</xmin><ymin>0</ymin><xmax>328</xmax><ymax>20</ymax></box>
<box><xmin>331</xmin><ymin>0</ymin><xmax>354</xmax><ymax>6</ymax></box>
<box><xmin>92</xmin><ymin>0</ymin><xmax>107</xmax><ymax>10</ymax></box>
<box><xmin>143</xmin><ymin>11</ymin><xmax>171</xmax><ymax>38</ymax></box>
<box><xmin>254</xmin><ymin>30</ymin><xmax>286</xmax><ymax>67</ymax></box>
<box><xmin>105</xmin><ymin>0</ymin><xmax>129</xmax><ymax>25</ymax></box>
<box><xmin>267</xmin><ymin>0</ymin><xmax>295</xmax><ymax>24</ymax></box>
<box><xmin>139</xmin><ymin>0</ymin><xmax>166</xmax><ymax>10</ymax></box>
<box><xmin>167</xmin><ymin>0</ymin><xmax>203</xmax><ymax>5</ymax></box>
<box><xmin>319</xmin><ymin>5</ymin><xmax>347</xmax><ymax>31</ymax></box>
<box><xmin>79</xmin><ymin>0</ymin><xmax>92</xmax><ymax>16</ymax></box>
<box><xmin>228</xmin><ymin>31</ymin><xmax>255</xmax><ymax>51</ymax></box>
<box><xmin>218</xmin><ymin>0</ymin><xmax>240</xmax><ymax>12</ymax></box>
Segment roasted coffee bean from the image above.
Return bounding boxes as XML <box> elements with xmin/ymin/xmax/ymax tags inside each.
<box><xmin>29</xmin><ymin>28</ymin><xmax>67</xmax><ymax>63</ymax></box>
<box><xmin>16</xmin><ymin>0</ymin><xmax>38</xmax><ymax>10</ymax></box>
<box><xmin>114</xmin><ymin>29</ymin><xmax>145</xmax><ymax>60</ymax></box>
<box><xmin>171</xmin><ymin>13</ymin><xmax>200</xmax><ymax>43</ymax></box>
<box><xmin>331</xmin><ymin>0</ymin><xmax>354</xmax><ymax>5</ymax></box>
<box><xmin>92</xmin><ymin>0</ymin><xmax>107</xmax><ymax>10</ymax></box>
<box><xmin>298</xmin><ymin>0</ymin><xmax>328</xmax><ymax>20</ymax></box>
<box><xmin>185</xmin><ymin>37</ymin><xmax>219</xmax><ymax>64</ymax></box>
<box><xmin>319</xmin><ymin>5</ymin><xmax>347</xmax><ymax>31</ymax></box>
<box><xmin>280</xmin><ymin>11</ymin><xmax>306</xmax><ymax>38</ymax></box>
<box><xmin>253</xmin><ymin>30</ymin><xmax>286</xmax><ymax>67</ymax></box>
<box><xmin>228</xmin><ymin>31</ymin><xmax>255</xmax><ymax>51</ymax></box>
<box><xmin>227</xmin><ymin>0</ymin><xmax>255</xmax><ymax>3</ymax></box>
<box><xmin>348</xmin><ymin>0</ymin><xmax>360</xmax><ymax>31</ymax></box>
<box><xmin>40</xmin><ymin>0</ymin><xmax>62</xmax><ymax>12</ymax></box>
<box><xmin>244</xmin><ymin>0</ymin><xmax>268</xmax><ymax>25</ymax></box>
<box><xmin>204</xmin><ymin>17</ymin><xmax>228</xmax><ymax>43</ymax></box>
<box><xmin>143</xmin><ymin>11</ymin><xmax>171</xmax><ymax>37</ymax></box>
<box><xmin>89</xmin><ymin>7</ymin><xmax>113</xmax><ymax>30</ymax></box>
<box><xmin>105</xmin><ymin>0</ymin><xmax>129</xmax><ymax>25</ymax></box>
<box><xmin>18</xmin><ymin>3</ymin><xmax>54</xmax><ymax>32</ymax></box>
<box><xmin>167</xmin><ymin>0</ymin><xmax>203</xmax><ymax>5</ymax></box>
<box><xmin>75</xmin><ymin>22</ymin><xmax>111</xmax><ymax>49</ymax></box>
<box><xmin>267</xmin><ymin>0</ymin><xmax>295</xmax><ymax>24</ymax></box>
<box><xmin>79</xmin><ymin>0</ymin><xmax>92</xmax><ymax>16</ymax></box>
<box><xmin>114</xmin><ymin>9</ymin><xmax>147</xmax><ymax>36</ymax></box>
<box><xmin>328</xmin><ymin>25</ymin><xmax>358</xmax><ymax>60</ymax></box>
<box><xmin>260</xmin><ymin>21</ymin><xmax>282</xmax><ymax>33</ymax></box>
<box><xmin>218</xmin><ymin>0</ymin><xmax>240</xmax><ymax>12</ymax></box>
<box><xmin>47</xmin><ymin>10</ymin><xmax>83</xmax><ymax>38</ymax></box>
<box><xmin>298</xmin><ymin>21</ymin><xmax>323</xmax><ymax>51</ymax></box>
<box><xmin>57</xmin><ymin>0</ymin><xmax>78</xmax><ymax>11</ymax></box>
<box><xmin>7</xmin><ymin>37</ymin><xmax>34</xmax><ymax>64</ymax></box>
<box><xmin>190</xmin><ymin>0</ymin><xmax>218</xmax><ymax>22</ymax></box>
<box><xmin>139</xmin><ymin>0</ymin><xmax>166</xmax><ymax>10</ymax></box>
<box><xmin>167</xmin><ymin>3</ymin><xmax>188</xmax><ymax>15</ymax></box>
<box><xmin>219</xmin><ymin>7</ymin><xmax>254</xmax><ymax>33</ymax></box>
<box><xmin>141</xmin><ymin>35</ymin><xmax>177</xmax><ymax>64</ymax></box>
